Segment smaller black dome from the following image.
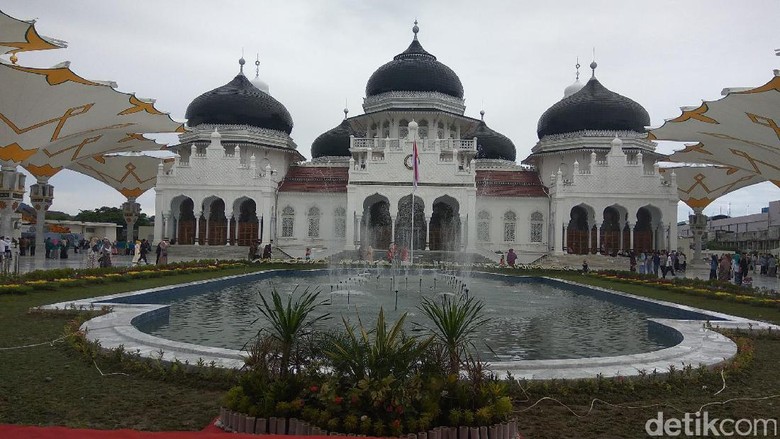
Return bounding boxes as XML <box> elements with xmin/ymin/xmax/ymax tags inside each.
<box><xmin>365</xmin><ymin>38</ymin><xmax>464</xmax><ymax>99</ymax></box>
<box><xmin>311</xmin><ymin>119</ymin><xmax>359</xmax><ymax>158</ymax></box>
<box><xmin>467</xmin><ymin>120</ymin><xmax>516</xmax><ymax>161</ymax></box>
<box><xmin>185</xmin><ymin>74</ymin><xmax>293</xmax><ymax>134</ymax></box>
<box><xmin>537</xmin><ymin>77</ymin><xmax>650</xmax><ymax>139</ymax></box>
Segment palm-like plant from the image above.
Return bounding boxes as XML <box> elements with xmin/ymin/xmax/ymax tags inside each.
<box><xmin>325</xmin><ymin>308</ymin><xmax>432</xmax><ymax>382</ymax></box>
<box><xmin>254</xmin><ymin>287</ymin><xmax>330</xmax><ymax>378</ymax></box>
<box><xmin>418</xmin><ymin>295</ymin><xmax>489</xmax><ymax>375</ymax></box>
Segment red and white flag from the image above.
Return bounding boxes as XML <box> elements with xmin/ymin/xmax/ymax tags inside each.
<box><xmin>412</xmin><ymin>139</ymin><xmax>420</xmax><ymax>189</ymax></box>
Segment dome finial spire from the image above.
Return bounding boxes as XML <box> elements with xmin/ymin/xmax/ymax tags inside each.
<box><xmin>480</xmin><ymin>109</ymin><xmax>485</xmax><ymax>121</ymax></box>
<box><xmin>412</xmin><ymin>19</ymin><xmax>419</xmax><ymax>40</ymax></box>
<box><xmin>590</xmin><ymin>48</ymin><xmax>597</xmax><ymax>78</ymax></box>
<box><xmin>254</xmin><ymin>53</ymin><xmax>260</xmax><ymax>79</ymax></box>
<box><xmin>239</xmin><ymin>51</ymin><xmax>246</xmax><ymax>75</ymax></box>
<box><xmin>344</xmin><ymin>99</ymin><xmax>349</xmax><ymax>119</ymax></box>
<box><xmin>575</xmin><ymin>57</ymin><xmax>580</xmax><ymax>81</ymax></box>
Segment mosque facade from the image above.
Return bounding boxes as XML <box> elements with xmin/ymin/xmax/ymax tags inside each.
<box><xmin>153</xmin><ymin>24</ymin><xmax>678</xmax><ymax>261</ymax></box>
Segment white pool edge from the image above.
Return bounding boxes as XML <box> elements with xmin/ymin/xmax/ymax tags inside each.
<box><xmin>38</xmin><ymin>270</ymin><xmax>780</xmax><ymax>380</ymax></box>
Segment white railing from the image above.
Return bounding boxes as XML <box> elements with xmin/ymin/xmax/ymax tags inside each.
<box><xmin>352</xmin><ymin>138</ymin><xmax>375</xmax><ymax>149</ymax></box>
<box><xmin>595</xmin><ymin>160</ymin><xmax>608</xmax><ymax>166</ymax></box>
<box><xmin>453</xmin><ymin>139</ymin><xmax>477</xmax><ymax>150</ymax></box>
<box><xmin>350</xmin><ymin>137</ymin><xmax>475</xmax><ymax>152</ymax></box>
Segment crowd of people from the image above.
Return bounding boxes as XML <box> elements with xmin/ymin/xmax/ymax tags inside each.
<box><xmin>707</xmin><ymin>251</ymin><xmax>777</xmax><ymax>287</ymax></box>
<box><xmin>247</xmin><ymin>240</ymin><xmax>273</xmax><ymax>261</ymax></box>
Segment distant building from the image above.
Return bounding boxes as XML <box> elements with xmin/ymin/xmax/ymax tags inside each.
<box><xmin>678</xmin><ymin>200</ymin><xmax>780</xmax><ymax>252</ymax></box>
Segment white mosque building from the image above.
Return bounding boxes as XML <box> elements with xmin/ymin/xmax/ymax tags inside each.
<box><xmin>153</xmin><ymin>23</ymin><xmax>678</xmax><ymax>261</ymax></box>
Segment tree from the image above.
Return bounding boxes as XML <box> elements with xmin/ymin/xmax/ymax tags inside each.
<box><xmin>73</xmin><ymin>206</ymin><xmax>151</xmax><ymax>226</ymax></box>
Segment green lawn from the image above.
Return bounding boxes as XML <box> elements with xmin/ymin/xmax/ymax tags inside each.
<box><xmin>1</xmin><ymin>266</ymin><xmax>778</xmax><ymax>437</ymax></box>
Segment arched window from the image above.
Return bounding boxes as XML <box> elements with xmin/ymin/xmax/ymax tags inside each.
<box><xmin>477</xmin><ymin>210</ymin><xmax>491</xmax><ymax>242</ymax></box>
<box><xmin>530</xmin><ymin>211</ymin><xmax>544</xmax><ymax>243</ymax></box>
<box><xmin>399</xmin><ymin>119</ymin><xmax>409</xmax><ymax>139</ymax></box>
<box><xmin>503</xmin><ymin>211</ymin><xmax>516</xmax><ymax>242</ymax></box>
<box><xmin>382</xmin><ymin>121</ymin><xmax>390</xmax><ymax>138</ymax></box>
<box><xmin>307</xmin><ymin>206</ymin><xmax>321</xmax><ymax>238</ymax></box>
<box><xmin>418</xmin><ymin>120</ymin><xmax>429</xmax><ymax>139</ymax></box>
<box><xmin>281</xmin><ymin>206</ymin><xmax>295</xmax><ymax>238</ymax></box>
<box><xmin>334</xmin><ymin>207</ymin><xmax>346</xmax><ymax>239</ymax></box>
<box><xmin>437</xmin><ymin>121</ymin><xmax>445</xmax><ymax>139</ymax></box>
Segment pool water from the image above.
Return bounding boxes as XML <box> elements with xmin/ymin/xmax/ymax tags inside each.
<box><xmin>135</xmin><ymin>270</ymin><xmax>675</xmax><ymax>361</ymax></box>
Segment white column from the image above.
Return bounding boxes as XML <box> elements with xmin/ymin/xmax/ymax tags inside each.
<box><xmin>346</xmin><ymin>211</ymin><xmax>356</xmax><ymax>250</ymax></box>
<box><xmin>587</xmin><ymin>223</ymin><xmax>592</xmax><ymax>253</ymax></box>
<box><xmin>595</xmin><ymin>223</ymin><xmax>602</xmax><ymax>252</ymax></box>
<box><xmin>629</xmin><ymin>223</ymin><xmax>635</xmax><ymax>251</ymax></box>
<box><xmin>390</xmin><ymin>215</ymin><xmax>396</xmax><ymax>246</ymax></box>
<box><xmin>562</xmin><ymin>225</ymin><xmax>568</xmax><ymax>251</ymax></box>
<box><xmin>425</xmin><ymin>216</ymin><xmax>431</xmax><ymax>250</ymax></box>
<box><xmin>618</xmin><ymin>220</ymin><xmax>625</xmax><ymax>251</ymax></box>
<box><xmin>226</xmin><ymin>214</ymin><xmax>232</xmax><ymax>245</ymax></box>
<box><xmin>174</xmin><ymin>214</ymin><xmax>181</xmax><ymax>243</ymax></box>
<box><xmin>355</xmin><ymin>214</ymin><xmax>363</xmax><ymax>249</ymax></box>
<box><xmin>194</xmin><ymin>211</ymin><xmax>201</xmax><ymax>245</ymax></box>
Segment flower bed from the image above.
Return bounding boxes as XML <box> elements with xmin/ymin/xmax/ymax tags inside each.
<box><xmin>590</xmin><ymin>270</ymin><xmax>780</xmax><ymax>309</ymax></box>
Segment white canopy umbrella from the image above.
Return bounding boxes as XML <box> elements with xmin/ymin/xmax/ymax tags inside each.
<box><xmin>68</xmin><ymin>153</ymin><xmax>175</xmax><ymax>242</ymax></box>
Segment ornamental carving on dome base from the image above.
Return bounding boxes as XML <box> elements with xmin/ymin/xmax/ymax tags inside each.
<box><xmin>539</xmin><ymin>129</ymin><xmax>646</xmax><ymax>142</ymax></box>
<box><xmin>363</xmin><ymin>91</ymin><xmax>466</xmax><ymax>114</ymax></box>
<box><xmin>180</xmin><ymin>124</ymin><xmax>295</xmax><ymax>150</ymax></box>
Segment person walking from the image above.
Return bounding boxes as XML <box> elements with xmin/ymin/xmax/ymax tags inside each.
<box><xmin>709</xmin><ymin>254</ymin><xmax>718</xmax><ymax>280</ymax></box>
<box><xmin>158</xmin><ymin>238</ymin><xmax>169</xmax><ymax>265</ymax></box>
<box><xmin>131</xmin><ymin>240</ymin><xmax>141</xmax><ymax>266</ymax></box>
<box><xmin>139</xmin><ymin>239</ymin><xmax>150</xmax><ymax>265</ymax></box>
<box><xmin>652</xmin><ymin>251</ymin><xmax>660</xmax><ymax>277</ymax></box>
<box><xmin>99</xmin><ymin>238</ymin><xmax>113</xmax><ymax>268</ymax></box>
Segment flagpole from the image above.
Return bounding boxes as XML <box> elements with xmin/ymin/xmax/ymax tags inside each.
<box><xmin>411</xmin><ymin>154</ymin><xmax>415</xmax><ymax>266</ymax></box>
<box><xmin>409</xmin><ymin>119</ymin><xmax>419</xmax><ymax>266</ymax></box>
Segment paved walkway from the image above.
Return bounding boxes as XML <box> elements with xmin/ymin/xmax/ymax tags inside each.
<box><xmin>13</xmin><ymin>254</ymin><xmax>137</xmax><ymax>274</ymax></box>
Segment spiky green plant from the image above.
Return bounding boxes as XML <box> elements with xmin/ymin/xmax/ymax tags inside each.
<box><xmin>418</xmin><ymin>295</ymin><xmax>489</xmax><ymax>375</ymax></box>
<box><xmin>254</xmin><ymin>287</ymin><xmax>330</xmax><ymax>378</ymax></box>
<box><xmin>325</xmin><ymin>308</ymin><xmax>432</xmax><ymax>382</ymax></box>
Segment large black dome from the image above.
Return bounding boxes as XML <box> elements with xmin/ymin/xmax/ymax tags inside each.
<box><xmin>185</xmin><ymin>74</ymin><xmax>293</xmax><ymax>134</ymax></box>
<box><xmin>468</xmin><ymin>119</ymin><xmax>516</xmax><ymax>161</ymax></box>
<box><xmin>365</xmin><ymin>35</ymin><xmax>464</xmax><ymax>99</ymax></box>
<box><xmin>537</xmin><ymin>77</ymin><xmax>649</xmax><ymax>139</ymax></box>
<box><xmin>311</xmin><ymin>119</ymin><xmax>359</xmax><ymax>158</ymax></box>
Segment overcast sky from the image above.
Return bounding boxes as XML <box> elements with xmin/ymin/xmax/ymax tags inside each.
<box><xmin>4</xmin><ymin>0</ymin><xmax>779</xmax><ymax>221</ymax></box>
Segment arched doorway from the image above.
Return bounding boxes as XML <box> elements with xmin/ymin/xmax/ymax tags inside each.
<box><xmin>567</xmin><ymin>205</ymin><xmax>591</xmax><ymax>254</ymax></box>
<box><xmin>395</xmin><ymin>195</ymin><xmax>426</xmax><ymax>250</ymax></box>
<box><xmin>362</xmin><ymin>194</ymin><xmax>392</xmax><ymax>250</ymax></box>
<box><xmin>600</xmin><ymin>206</ymin><xmax>623</xmax><ymax>254</ymax></box>
<box><xmin>635</xmin><ymin>206</ymin><xmax>660</xmax><ymax>251</ymax></box>
<box><xmin>430</xmin><ymin>196</ymin><xmax>460</xmax><ymax>251</ymax></box>
<box><xmin>175</xmin><ymin>197</ymin><xmax>196</xmax><ymax>244</ymax></box>
<box><xmin>203</xmin><ymin>197</ymin><xmax>227</xmax><ymax>245</ymax></box>
<box><xmin>236</xmin><ymin>198</ymin><xmax>258</xmax><ymax>246</ymax></box>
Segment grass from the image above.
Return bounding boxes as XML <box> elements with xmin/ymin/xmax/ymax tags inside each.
<box><xmin>515</xmin><ymin>334</ymin><xmax>780</xmax><ymax>438</ymax></box>
<box><xmin>1</xmin><ymin>264</ymin><xmax>778</xmax><ymax>437</ymax></box>
<box><xmin>555</xmin><ymin>272</ymin><xmax>780</xmax><ymax>325</ymax></box>
<box><xmin>0</xmin><ymin>263</ymin><xmax>308</xmax><ymax>430</ymax></box>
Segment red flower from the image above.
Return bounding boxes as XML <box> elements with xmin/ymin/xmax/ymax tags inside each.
<box><xmin>351</xmin><ymin>395</ymin><xmax>359</xmax><ymax>405</ymax></box>
<box><xmin>334</xmin><ymin>396</ymin><xmax>343</xmax><ymax>405</ymax></box>
<box><xmin>395</xmin><ymin>405</ymin><xmax>404</xmax><ymax>414</ymax></box>
<box><xmin>310</xmin><ymin>385</ymin><xmax>319</xmax><ymax>393</ymax></box>
<box><xmin>386</xmin><ymin>405</ymin><xmax>394</xmax><ymax>413</ymax></box>
<box><xmin>391</xmin><ymin>420</ymin><xmax>401</xmax><ymax>429</ymax></box>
